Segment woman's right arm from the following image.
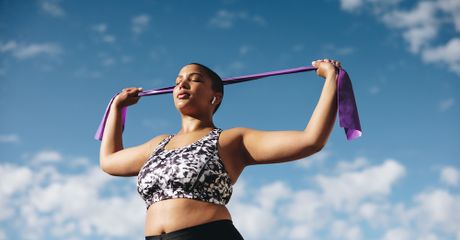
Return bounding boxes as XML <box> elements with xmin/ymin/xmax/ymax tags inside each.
<box><xmin>99</xmin><ymin>87</ymin><xmax>166</xmax><ymax>176</ymax></box>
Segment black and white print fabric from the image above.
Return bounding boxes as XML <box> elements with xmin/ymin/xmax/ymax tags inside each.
<box><xmin>137</xmin><ymin>128</ymin><xmax>233</xmax><ymax>209</ymax></box>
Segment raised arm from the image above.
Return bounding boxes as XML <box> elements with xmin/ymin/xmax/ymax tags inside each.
<box><xmin>99</xmin><ymin>87</ymin><xmax>165</xmax><ymax>176</ymax></box>
<box><xmin>239</xmin><ymin>59</ymin><xmax>340</xmax><ymax>166</ymax></box>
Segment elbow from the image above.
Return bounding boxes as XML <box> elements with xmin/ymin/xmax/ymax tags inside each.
<box><xmin>99</xmin><ymin>157</ymin><xmax>111</xmax><ymax>174</ymax></box>
<box><xmin>99</xmin><ymin>159</ymin><xmax>107</xmax><ymax>173</ymax></box>
<box><xmin>99</xmin><ymin>156</ymin><xmax>123</xmax><ymax>176</ymax></box>
<box><xmin>298</xmin><ymin>143</ymin><xmax>324</xmax><ymax>160</ymax></box>
<box><xmin>312</xmin><ymin>143</ymin><xmax>325</xmax><ymax>153</ymax></box>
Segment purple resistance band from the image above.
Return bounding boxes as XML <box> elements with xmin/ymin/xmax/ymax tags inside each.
<box><xmin>95</xmin><ymin>66</ymin><xmax>362</xmax><ymax>141</ymax></box>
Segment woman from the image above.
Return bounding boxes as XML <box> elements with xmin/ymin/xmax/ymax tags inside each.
<box><xmin>99</xmin><ymin>58</ymin><xmax>341</xmax><ymax>240</ymax></box>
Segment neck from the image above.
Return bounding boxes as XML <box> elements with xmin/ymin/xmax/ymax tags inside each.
<box><xmin>179</xmin><ymin>114</ymin><xmax>215</xmax><ymax>134</ymax></box>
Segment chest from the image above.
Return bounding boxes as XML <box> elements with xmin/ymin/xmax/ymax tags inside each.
<box><xmin>139</xmin><ymin>141</ymin><xmax>222</xmax><ymax>191</ymax></box>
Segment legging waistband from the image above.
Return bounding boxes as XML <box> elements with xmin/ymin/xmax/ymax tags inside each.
<box><xmin>145</xmin><ymin>219</ymin><xmax>244</xmax><ymax>240</ymax></box>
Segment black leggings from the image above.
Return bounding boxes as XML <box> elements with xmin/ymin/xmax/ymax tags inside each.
<box><xmin>145</xmin><ymin>219</ymin><xmax>245</xmax><ymax>240</ymax></box>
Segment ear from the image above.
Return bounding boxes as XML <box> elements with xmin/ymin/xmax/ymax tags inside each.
<box><xmin>213</xmin><ymin>92</ymin><xmax>223</xmax><ymax>105</ymax></box>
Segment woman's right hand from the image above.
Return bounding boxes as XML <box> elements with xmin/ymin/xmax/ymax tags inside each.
<box><xmin>113</xmin><ymin>87</ymin><xmax>143</xmax><ymax>109</ymax></box>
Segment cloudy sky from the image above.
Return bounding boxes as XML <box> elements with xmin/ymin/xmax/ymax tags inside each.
<box><xmin>1</xmin><ymin>0</ymin><xmax>459</xmax><ymax>239</ymax></box>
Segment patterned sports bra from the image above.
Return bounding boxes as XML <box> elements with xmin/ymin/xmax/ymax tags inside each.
<box><xmin>137</xmin><ymin>128</ymin><xmax>233</xmax><ymax>209</ymax></box>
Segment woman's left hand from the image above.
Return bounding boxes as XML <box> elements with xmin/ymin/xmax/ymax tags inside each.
<box><xmin>311</xmin><ymin>59</ymin><xmax>342</xmax><ymax>80</ymax></box>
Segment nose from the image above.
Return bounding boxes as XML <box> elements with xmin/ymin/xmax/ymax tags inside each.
<box><xmin>176</xmin><ymin>79</ymin><xmax>190</xmax><ymax>90</ymax></box>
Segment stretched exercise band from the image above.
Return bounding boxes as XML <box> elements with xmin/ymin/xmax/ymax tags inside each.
<box><xmin>94</xmin><ymin>66</ymin><xmax>362</xmax><ymax>141</ymax></box>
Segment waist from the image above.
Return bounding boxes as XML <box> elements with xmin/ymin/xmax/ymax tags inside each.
<box><xmin>145</xmin><ymin>198</ymin><xmax>232</xmax><ymax>236</ymax></box>
<box><xmin>145</xmin><ymin>219</ymin><xmax>237</xmax><ymax>240</ymax></box>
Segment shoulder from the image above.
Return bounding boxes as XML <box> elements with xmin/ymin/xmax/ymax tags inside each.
<box><xmin>219</xmin><ymin>127</ymin><xmax>255</xmax><ymax>142</ymax></box>
<box><xmin>221</xmin><ymin>127</ymin><xmax>259</xmax><ymax>135</ymax></box>
<box><xmin>144</xmin><ymin>133</ymin><xmax>171</xmax><ymax>149</ymax></box>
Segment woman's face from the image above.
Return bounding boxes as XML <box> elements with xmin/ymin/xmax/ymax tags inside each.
<box><xmin>173</xmin><ymin>64</ymin><xmax>216</xmax><ymax>115</ymax></box>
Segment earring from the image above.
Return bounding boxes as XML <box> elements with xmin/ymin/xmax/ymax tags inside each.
<box><xmin>211</xmin><ymin>96</ymin><xmax>216</xmax><ymax>104</ymax></box>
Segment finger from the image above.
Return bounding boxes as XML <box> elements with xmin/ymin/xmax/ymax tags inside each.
<box><xmin>128</xmin><ymin>87</ymin><xmax>141</xmax><ymax>93</ymax></box>
<box><xmin>329</xmin><ymin>59</ymin><xmax>341</xmax><ymax>67</ymax></box>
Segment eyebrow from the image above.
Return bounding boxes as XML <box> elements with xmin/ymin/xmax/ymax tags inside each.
<box><xmin>176</xmin><ymin>72</ymin><xmax>204</xmax><ymax>79</ymax></box>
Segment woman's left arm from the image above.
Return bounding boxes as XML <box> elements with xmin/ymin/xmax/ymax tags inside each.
<box><xmin>239</xmin><ymin>59</ymin><xmax>339</xmax><ymax>166</ymax></box>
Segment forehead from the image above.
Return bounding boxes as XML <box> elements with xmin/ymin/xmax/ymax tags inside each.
<box><xmin>178</xmin><ymin>64</ymin><xmax>207</xmax><ymax>76</ymax></box>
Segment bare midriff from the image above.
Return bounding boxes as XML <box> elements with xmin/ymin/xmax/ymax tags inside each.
<box><xmin>144</xmin><ymin>198</ymin><xmax>232</xmax><ymax>236</ymax></box>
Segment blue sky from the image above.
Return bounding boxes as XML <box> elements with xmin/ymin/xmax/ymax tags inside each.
<box><xmin>1</xmin><ymin>0</ymin><xmax>459</xmax><ymax>239</ymax></box>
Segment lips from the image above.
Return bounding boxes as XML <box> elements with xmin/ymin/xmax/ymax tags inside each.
<box><xmin>177</xmin><ymin>91</ymin><xmax>190</xmax><ymax>99</ymax></box>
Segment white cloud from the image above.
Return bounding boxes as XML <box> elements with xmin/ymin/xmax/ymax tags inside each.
<box><xmin>0</xmin><ymin>164</ymin><xmax>33</xmax><ymax>196</ymax></box>
<box><xmin>91</xmin><ymin>23</ymin><xmax>107</xmax><ymax>33</ymax></box>
<box><xmin>382</xmin><ymin>1</ymin><xmax>439</xmax><ymax>53</ymax></box>
<box><xmin>31</xmin><ymin>150</ymin><xmax>62</xmax><ymax>164</ymax></box>
<box><xmin>340</xmin><ymin>0</ymin><xmax>460</xmax><ymax>76</ymax></box>
<box><xmin>3</xmin><ymin>153</ymin><xmax>459</xmax><ymax>239</ymax></box>
<box><xmin>213</xmin><ymin>61</ymin><xmax>247</xmax><ymax>77</ymax></box>
<box><xmin>382</xmin><ymin>228</ymin><xmax>412</xmax><ymax>240</ymax></box>
<box><xmin>340</xmin><ymin>0</ymin><xmax>363</xmax><ymax>12</ymax></box>
<box><xmin>209</xmin><ymin>10</ymin><xmax>266</xmax><ymax>29</ymax></box>
<box><xmin>14</xmin><ymin>43</ymin><xmax>61</xmax><ymax>59</ymax></box>
<box><xmin>97</xmin><ymin>52</ymin><xmax>117</xmax><ymax>67</ymax></box>
<box><xmin>412</xmin><ymin>189</ymin><xmax>460</xmax><ymax>236</ymax></box>
<box><xmin>239</xmin><ymin>45</ymin><xmax>251</xmax><ymax>55</ymax></box>
<box><xmin>335</xmin><ymin>156</ymin><xmax>368</xmax><ymax>172</ymax></box>
<box><xmin>437</xmin><ymin>0</ymin><xmax>460</xmax><ymax>31</ymax></box>
<box><xmin>0</xmin><ymin>164</ymin><xmax>33</xmax><ymax>222</ymax></box>
<box><xmin>255</xmin><ymin>181</ymin><xmax>291</xmax><ymax>209</ymax></box>
<box><xmin>440</xmin><ymin>166</ymin><xmax>460</xmax><ymax>186</ymax></box>
<box><xmin>40</xmin><ymin>0</ymin><xmax>65</xmax><ymax>17</ymax></box>
<box><xmin>0</xmin><ymin>41</ymin><xmax>17</xmax><ymax>52</ymax></box>
<box><xmin>0</xmin><ymin>163</ymin><xmax>144</xmax><ymax>239</ymax></box>
<box><xmin>296</xmin><ymin>150</ymin><xmax>330</xmax><ymax>169</ymax></box>
<box><xmin>102</xmin><ymin>35</ymin><xmax>115</xmax><ymax>43</ymax></box>
<box><xmin>132</xmin><ymin>14</ymin><xmax>150</xmax><ymax>34</ymax></box>
<box><xmin>101</xmin><ymin>57</ymin><xmax>115</xmax><ymax>66</ymax></box>
<box><xmin>252</xmin><ymin>15</ymin><xmax>267</xmax><ymax>26</ymax></box>
<box><xmin>69</xmin><ymin>157</ymin><xmax>91</xmax><ymax>168</ymax></box>
<box><xmin>90</xmin><ymin>23</ymin><xmax>116</xmax><ymax>44</ymax></box>
<box><xmin>0</xmin><ymin>230</ymin><xmax>6</xmax><ymax>240</ymax></box>
<box><xmin>438</xmin><ymin>97</ymin><xmax>456</xmax><ymax>112</ymax></box>
<box><xmin>230</xmin><ymin>200</ymin><xmax>277</xmax><ymax>239</ymax></box>
<box><xmin>281</xmin><ymin>190</ymin><xmax>327</xmax><ymax>230</ymax></box>
<box><xmin>358</xmin><ymin>202</ymin><xmax>391</xmax><ymax>226</ymax></box>
<box><xmin>316</xmin><ymin>159</ymin><xmax>405</xmax><ymax>209</ymax></box>
<box><xmin>286</xmin><ymin>222</ymin><xmax>316</xmax><ymax>240</ymax></box>
<box><xmin>227</xmin><ymin>179</ymin><xmax>282</xmax><ymax>239</ymax></box>
<box><xmin>331</xmin><ymin>220</ymin><xmax>362</xmax><ymax>240</ymax></box>
<box><xmin>369</xmin><ymin>85</ymin><xmax>381</xmax><ymax>95</ymax></box>
<box><xmin>422</xmin><ymin>38</ymin><xmax>460</xmax><ymax>75</ymax></box>
<box><xmin>322</xmin><ymin>43</ymin><xmax>355</xmax><ymax>56</ymax></box>
<box><xmin>231</xmin><ymin>159</ymin><xmax>409</xmax><ymax>239</ymax></box>
<box><xmin>0</xmin><ymin>41</ymin><xmax>62</xmax><ymax>60</ymax></box>
<box><xmin>209</xmin><ymin>10</ymin><xmax>238</xmax><ymax>29</ymax></box>
<box><xmin>0</xmin><ymin>134</ymin><xmax>20</xmax><ymax>143</ymax></box>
